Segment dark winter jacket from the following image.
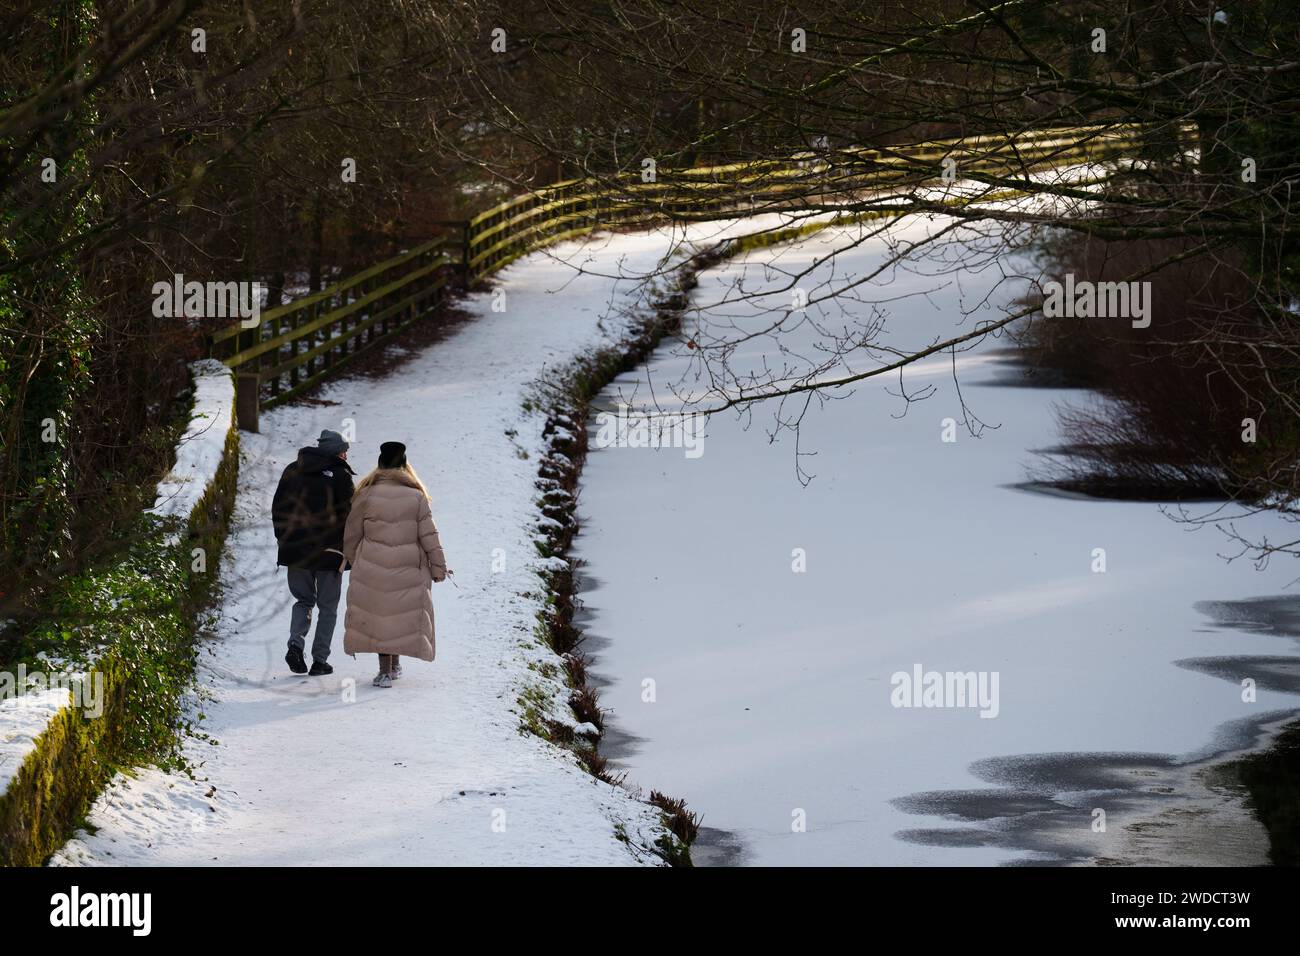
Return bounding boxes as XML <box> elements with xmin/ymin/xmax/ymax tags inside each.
<box><xmin>272</xmin><ymin>447</ymin><xmax>356</xmax><ymax>570</ymax></box>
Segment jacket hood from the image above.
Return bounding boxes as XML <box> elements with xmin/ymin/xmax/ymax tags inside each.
<box><xmin>371</xmin><ymin>467</ymin><xmax>424</xmax><ymax>491</ymax></box>
<box><xmin>297</xmin><ymin>446</ymin><xmax>355</xmax><ymax>475</ymax></box>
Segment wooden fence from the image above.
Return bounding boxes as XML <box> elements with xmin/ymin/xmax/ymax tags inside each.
<box><xmin>207</xmin><ymin>238</ymin><xmax>457</xmax><ymax>427</ymax></box>
<box><xmin>209</xmin><ymin>122</ymin><xmax>1156</xmax><ymax>429</ymax></box>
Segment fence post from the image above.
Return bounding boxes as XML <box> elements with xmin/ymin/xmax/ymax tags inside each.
<box><xmin>460</xmin><ymin>221</ymin><xmax>471</xmax><ymax>287</ymax></box>
<box><xmin>433</xmin><ymin>219</ymin><xmax>472</xmax><ymax>288</ymax></box>
<box><xmin>236</xmin><ymin>372</ymin><xmax>260</xmax><ymax>433</ymax></box>
<box><xmin>289</xmin><ymin>309</ymin><xmax>301</xmax><ymax>386</ymax></box>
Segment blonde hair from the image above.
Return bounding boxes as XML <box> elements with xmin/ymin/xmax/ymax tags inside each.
<box><xmin>355</xmin><ymin>461</ymin><xmax>431</xmax><ymax>500</ymax></box>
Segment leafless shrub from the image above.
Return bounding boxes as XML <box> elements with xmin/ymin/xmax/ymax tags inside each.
<box><xmin>1017</xmin><ymin>232</ymin><xmax>1299</xmax><ymax>510</ymax></box>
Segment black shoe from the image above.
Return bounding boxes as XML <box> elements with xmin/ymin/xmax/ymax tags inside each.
<box><xmin>286</xmin><ymin>646</ymin><xmax>308</xmax><ymax>674</ymax></box>
<box><xmin>308</xmin><ymin>661</ymin><xmax>333</xmax><ymax>676</ymax></box>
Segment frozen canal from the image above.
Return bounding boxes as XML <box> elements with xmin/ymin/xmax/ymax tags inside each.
<box><xmin>571</xmin><ymin>214</ymin><xmax>1300</xmax><ymax>865</ymax></box>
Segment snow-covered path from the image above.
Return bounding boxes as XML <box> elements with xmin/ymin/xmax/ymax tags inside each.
<box><xmin>52</xmin><ymin>223</ymin><xmax>759</xmax><ymax>866</ymax></box>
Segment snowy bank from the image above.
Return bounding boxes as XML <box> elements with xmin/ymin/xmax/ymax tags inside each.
<box><xmin>0</xmin><ymin>360</ymin><xmax>238</xmax><ymax>865</ymax></box>
<box><xmin>0</xmin><ymin>688</ymin><xmax>73</xmax><ymax>797</ymax></box>
<box><xmin>149</xmin><ymin>358</ymin><xmax>237</xmax><ymax>524</ymax></box>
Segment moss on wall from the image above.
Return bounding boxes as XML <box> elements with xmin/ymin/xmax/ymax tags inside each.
<box><xmin>0</xmin><ymin>385</ymin><xmax>239</xmax><ymax>867</ymax></box>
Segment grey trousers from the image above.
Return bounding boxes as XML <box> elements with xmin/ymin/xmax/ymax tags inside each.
<box><xmin>287</xmin><ymin>568</ymin><xmax>342</xmax><ymax>664</ymax></box>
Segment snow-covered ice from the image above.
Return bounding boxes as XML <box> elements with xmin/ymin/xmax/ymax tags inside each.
<box><xmin>572</xmin><ymin>214</ymin><xmax>1300</xmax><ymax>866</ymax></box>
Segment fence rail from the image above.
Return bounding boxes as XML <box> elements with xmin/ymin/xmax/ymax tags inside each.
<box><xmin>207</xmin><ymin>238</ymin><xmax>458</xmax><ymax>426</ymax></box>
<box><xmin>209</xmin><ymin>122</ymin><xmax>1161</xmax><ymax>429</ymax></box>
<box><xmin>459</xmin><ymin>122</ymin><xmax>1152</xmax><ymax>280</ymax></box>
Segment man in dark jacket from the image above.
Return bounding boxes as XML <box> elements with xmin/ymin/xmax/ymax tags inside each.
<box><xmin>271</xmin><ymin>429</ymin><xmax>355</xmax><ymax>675</ymax></box>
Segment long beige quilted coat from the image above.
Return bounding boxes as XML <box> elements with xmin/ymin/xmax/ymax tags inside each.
<box><xmin>342</xmin><ymin>469</ymin><xmax>447</xmax><ymax>661</ymax></box>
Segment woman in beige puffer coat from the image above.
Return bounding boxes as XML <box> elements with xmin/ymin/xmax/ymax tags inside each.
<box><xmin>342</xmin><ymin>442</ymin><xmax>448</xmax><ymax>688</ymax></box>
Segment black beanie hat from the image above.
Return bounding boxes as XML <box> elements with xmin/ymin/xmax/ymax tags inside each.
<box><xmin>378</xmin><ymin>441</ymin><xmax>407</xmax><ymax>468</ymax></box>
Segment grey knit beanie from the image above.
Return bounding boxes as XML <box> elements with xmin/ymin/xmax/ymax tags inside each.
<box><xmin>317</xmin><ymin>429</ymin><xmax>349</xmax><ymax>457</ymax></box>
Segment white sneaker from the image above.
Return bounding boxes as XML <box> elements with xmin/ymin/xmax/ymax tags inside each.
<box><xmin>373</xmin><ymin>673</ymin><xmax>393</xmax><ymax>688</ymax></box>
<box><xmin>390</xmin><ymin>661</ymin><xmax>403</xmax><ymax>680</ymax></box>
